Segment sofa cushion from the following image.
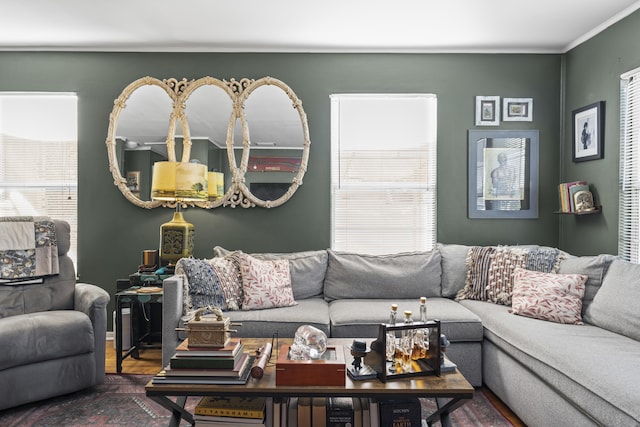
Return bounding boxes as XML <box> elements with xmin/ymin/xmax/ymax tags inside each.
<box><xmin>328</xmin><ymin>298</ymin><xmax>483</xmax><ymax>343</ymax></box>
<box><xmin>583</xmin><ymin>259</ymin><xmax>640</xmax><ymax>341</ymax></box>
<box><xmin>510</xmin><ymin>267</ymin><xmax>588</xmax><ymax>324</ymax></box>
<box><xmin>236</xmin><ymin>253</ymin><xmax>296</xmax><ymax>311</ymax></box>
<box><xmin>213</xmin><ymin>246</ymin><xmax>327</xmax><ymax>300</ymax></box>
<box><xmin>557</xmin><ymin>254</ymin><xmax>616</xmax><ymax>314</ymax></box>
<box><xmin>220</xmin><ymin>297</ymin><xmax>330</xmax><ymax>338</ymax></box>
<box><xmin>0</xmin><ymin>310</ymin><xmax>94</xmax><ymax>370</ymax></box>
<box><xmin>437</xmin><ymin>243</ymin><xmax>471</xmax><ymax>298</ymax></box>
<box><xmin>323</xmin><ymin>249</ymin><xmax>441</xmax><ymax>301</ymax></box>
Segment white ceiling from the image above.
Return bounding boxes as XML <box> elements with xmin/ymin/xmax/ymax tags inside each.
<box><xmin>2</xmin><ymin>0</ymin><xmax>640</xmax><ymax>53</ymax></box>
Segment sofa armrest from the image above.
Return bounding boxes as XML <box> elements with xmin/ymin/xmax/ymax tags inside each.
<box><xmin>74</xmin><ymin>282</ymin><xmax>110</xmax><ymax>384</ymax></box>
<box><xmin>162</xmin><ymin>274</ymin><xmax>185</xmax><ymax>368</ymax></box>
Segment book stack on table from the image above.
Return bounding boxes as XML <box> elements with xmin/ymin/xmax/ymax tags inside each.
<box><xmin>152</xmin><ymin>337</ymin><xmax>254</xmax><ymax>385</ymax></box>
<box><xmin>193</xmin><ymin>396</ymin><xmax>267</xmax><ymax>427</ymax></box>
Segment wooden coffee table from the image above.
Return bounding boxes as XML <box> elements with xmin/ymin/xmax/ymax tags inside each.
<box><xmin>145</xmin><ymin>337</ymin><xmax>473</xmax><ymax>427</ymax></box>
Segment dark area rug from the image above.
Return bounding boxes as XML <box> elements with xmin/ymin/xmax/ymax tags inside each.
<box><xmin>0</xmin><ymin>374</ymin><xmax>513</xmax><ymax>427</ymax></box>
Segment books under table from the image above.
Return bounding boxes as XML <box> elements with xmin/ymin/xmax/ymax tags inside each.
<box><xmin>193</xmin><ymin>396</ymin><xmax>267</xmax><ymax>426</ymax></box>
<box><xmin>164</xmin><ymin>352</ymin><xmax>251</xmax><ymax>378</ymax></box>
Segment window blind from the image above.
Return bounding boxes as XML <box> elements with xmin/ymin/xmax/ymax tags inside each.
<box><xmin>330</xmin><ymin>94</ymin><xmax>437</xmax><ymax>254</ymax></box>
<box><xmin>619</xmin><ymin>68</ymin><xmax>640</xmax><ymax>262</ymax></box>
<box><xmin>0</xmin><ymin>93</ymin><xmax>78</xmax><ymax>265</ymax></box>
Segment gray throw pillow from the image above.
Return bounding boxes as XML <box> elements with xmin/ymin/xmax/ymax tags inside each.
<box><xmin>557</xmin><ymin>254</ymin><xmax>616</xmax><ymax>313</ymax></box>
<box><xmin>583</xmin><ymin>259</ymin><xmax>640</xmax><ymax>341</ymax></box>
<box><xmin>212</xmin><ymin>246</ymin><xmax>327</xmax><ymax>300</ymax></box>
<box><xmin>437</xmin><ymin>243</ymin><xmax>471</xmax><ymax>298</ymax></box>
<box><xmin>323</xmin><ymin>249</ymin><xmax>442</xmax><ymax>301</ymax></box>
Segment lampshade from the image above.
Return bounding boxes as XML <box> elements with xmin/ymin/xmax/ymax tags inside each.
<box><xmin>207</xmin><ymin>171</ymin><xmax>225</xmax><ymax>200</ymax></box>
<box><xmin>151</xmin><ymin>161</ymin><xmax>208</xmax><ymax>202</ymax></box>
<box><xmin>151</xmin><ymin>161</ymin><xmax>207</xmax><ymax>266</ymax></box>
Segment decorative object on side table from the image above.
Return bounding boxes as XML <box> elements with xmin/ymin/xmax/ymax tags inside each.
<box><xmin>572</xmin><ymin>101</ymin><xmax>605</xmax><ymax>162</ymax></box>
<box><xmin>151</xmin><ymin>160</ymin><xmax>208</xmax><ymax>266</ymax></box>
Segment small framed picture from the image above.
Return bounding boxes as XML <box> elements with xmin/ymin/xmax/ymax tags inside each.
<box><xmin>572</xmin><ymin>101</ymin><xmax>604</xmax><ymax>162</ymax></box>
<box><xmin>475</xmin><ymin>96</ymin><xmax>500</xmax><ymax>126</ymax></box>
<box><xmin>503</xmin><ymin>98</ymin><xmax>533</xmax><ymax>122</ymax></box>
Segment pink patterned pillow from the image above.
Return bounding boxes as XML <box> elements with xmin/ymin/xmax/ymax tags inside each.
<box><xmin>237</xmin><ymin>253</ymin><xmax>296</xmax><ymax>310</ymax></box>
<box><xmin>511</xmin><ymin>267</ymin><xmax>588</xmax><ymax>324</ymax></box>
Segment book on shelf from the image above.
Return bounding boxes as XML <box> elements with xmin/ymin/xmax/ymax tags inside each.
<box><xmin>378</xmin><ymin>397</ymin><xmax>422</xmax><ymax>427</ymax></box>
<box><xmin>297</xmin><ymin>397</ymin><xmax>311</xmax><ymax>427</ymax></box>
<box><xmin>558</xmin><ymin>181</ymin><xmax>588</xmax><ymax>212</ymax></box>
<box><xmin>287</xmin><ymin>397</ymin><xmax>298</xmax><ymax>427</ymax></box>
<box><xmin>175</xmin><ymin>337</ymin><xmax>243</xmax><ymax>357</ymax></box>
<box><xmin>369</xmin><ymin>398</ymin><xmax>380</xmax><ymax>427</ymax></box>
<box><xmin>353</xmin><ymin>396</ymin><xmax>363</xmax><ymax>427</ymax></box>
<box><xmin>327</xmin><ymin>396</ymin><xmax>354</xmax><ymax>427</ymax></box>
<box><xmin>164</xmin><ymin>352</ymin><xmax>250</xmax><ymax>377</ymax></box>
<box><xmin>311</xmin><ymin>397</ymin><xmax>326</xmax><ymax>427</ymax></box>
<box><xmin>193</xmin><ymin>414</ymin><xmax>265</xmax><ymax>426</ymax></box>
<box><xmin>169</xmin><ymin>347</ymin><xmax>245</xmax><ymax>370</ymax></box>
<box><xmin>152</xmin><ymin>355</ymin><xmax>254</xmax><ymax>385</ymax></box>
<box><xmin>360</xmin><ymin>397</ymin><xmax>371</xmax><ymax>427</ymax></box>
<box><xmin>195</xmin><ymin>396</ymin><xmax>267</xmax><ymax>419</ymax></box>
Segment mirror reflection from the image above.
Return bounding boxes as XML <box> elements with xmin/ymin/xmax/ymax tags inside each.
<box><xmin>106</xmin><ymin>76</ymin><xmax>310</xmax><ymax>209</ymax></box>
<box><xmin>243</xmin><ymin>84</ymin><xmax>305</xmax><ymax>204</ymax></box>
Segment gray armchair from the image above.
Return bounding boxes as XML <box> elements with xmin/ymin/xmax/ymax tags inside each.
<box><xmin>0</xmin><ymin>218</ymin><xmax>109</xmax><ymax>410</ymax></box>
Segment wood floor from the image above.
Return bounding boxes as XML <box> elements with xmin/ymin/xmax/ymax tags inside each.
<box><xmin>105</xmin><ymin>340</ymin><xmax>526</xmax><ymax>426</ymax></box>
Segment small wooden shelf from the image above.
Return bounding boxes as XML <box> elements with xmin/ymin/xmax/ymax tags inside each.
<box><xmin>554</xmin><ymin>206</ymin><xmax>601</xmax><ymax>215</ymax></box>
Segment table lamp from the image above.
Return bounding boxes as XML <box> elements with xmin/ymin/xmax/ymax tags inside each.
<box><xmin>151</xmin><ymin>161</ymin><xmax>208</xmax><ymax>266</ymax></box>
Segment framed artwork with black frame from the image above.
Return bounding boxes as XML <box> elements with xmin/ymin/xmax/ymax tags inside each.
<box><xmin>468</xmin><ymin>130</ymin><xmax>539</xmax><ymax>219</ymax></box>
<box><xmin>572</xmin><ymin>101</ymin><xmax>604</xmax><ymax>162</ymax></box>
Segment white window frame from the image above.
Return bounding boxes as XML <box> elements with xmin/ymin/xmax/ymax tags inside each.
<box><xmin>619</xmin><ymin>67</ymin><xmax>640</xmax><ymax>262</ymax></box>
<box><xmin>330</xmin><ymin>93</ymin><xmax>437</xmax><ymax>254</ymax></box>
<box><xmin>0</xmin><ymin>92</ymin><xmax>78</xmax><ymax>266</ymax></box>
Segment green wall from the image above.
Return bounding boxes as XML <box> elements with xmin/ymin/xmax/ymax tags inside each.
<box><xmin>0</xmin><ymin>52</ymin><xmax>561</xmax><ymax>321</ymax></box>
<box><xmin>562</xmin><ymin>10</ymin><xmax>640</xmax><ymax>255</ymax></box>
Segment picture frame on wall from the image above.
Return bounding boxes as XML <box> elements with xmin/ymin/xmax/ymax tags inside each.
<box><xmin>475</xmin><ymin>96</ymin><xmax>500</xmax><ymax>126</ymax></box>
<box><xmin>468</xmin><ymin>130</ymin><xmax>539</xmax><ymax>219</ymax></box>
<box><xmin>503</xmin><ymin>98</ymin><xmax>533</xmax><ymax>121</ymax></box>
<box><xmin>572</xmin><ymin>101</ymin><xmax>604</xmax><ymax>162</ymax></box>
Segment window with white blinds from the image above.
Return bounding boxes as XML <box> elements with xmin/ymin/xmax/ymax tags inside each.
<box><xmin>619</xmin><ymin>67</ymin><xmax>640</xmax><ymax>262</ymax></box>
<box><xmin>0</xmin><ymin>93</ymin><xmax>78</xmax><ymax>265</ymax></box>
<box><xmin>330</xmin><ymin>94</ymin><xmax>437</xmax><ymax>254</ymax></box>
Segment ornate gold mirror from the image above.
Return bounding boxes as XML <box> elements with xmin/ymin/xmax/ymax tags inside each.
<box><xmin>106</xmin><ymin>76</ymin><xmax>310</xmax><ymax>209</ymax></box>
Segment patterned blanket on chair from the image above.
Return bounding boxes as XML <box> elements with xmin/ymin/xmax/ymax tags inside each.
<box><xmin>0</xmin><ymin>216</ymin><xmax>59</xmax><ymax>283</ymax></box>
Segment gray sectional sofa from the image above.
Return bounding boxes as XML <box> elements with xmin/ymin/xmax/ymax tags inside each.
<box><xmin>161</xmin><ymin>244</ymin><xmax>640</xmax><ymax>426</ymax></box>
<box><xmin>0</xmin><ymin>219</ymin><xmax>110</xmax><ymax>410</ymax></box>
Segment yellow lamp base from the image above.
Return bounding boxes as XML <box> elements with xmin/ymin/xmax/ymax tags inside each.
<box><xmin>159</xmin><ymin>211</ymin><xmax>194</xmax><ymax>266</ymax></box>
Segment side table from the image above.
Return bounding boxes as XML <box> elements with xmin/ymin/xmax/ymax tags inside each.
<box><xmin>115</xmin><ymin>287</ymin><xmax>163</xmax><ymax>373</ymax></box>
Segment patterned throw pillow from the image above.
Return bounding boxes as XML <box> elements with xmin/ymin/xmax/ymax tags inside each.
<box><xmin>486</xmin><ymin>246</ymin><xmax>527</xmax><ymax>305</ymax></box>
<box><xmin>510</xmin><ymin>267</ymin><xmax>588</xmax><ymax>324</ymax></box>
<box><xmin>456</xmin><ymin>246</ymin><xmax>496</xmax><ymax>301</ymax></box>
<box><xmin>236</xmin><ymin>253</ymin><xmax>296</xmax><ymax>311</ymax></box>
<box><xmin>175</xmin><ymin>258</ymin><xmax>226</xmax><ymax>314</ymax></box>
<box><xmin>206</xmin><ymin>255</ymin><xmax>243</xmax><ymax>311</ymax></box>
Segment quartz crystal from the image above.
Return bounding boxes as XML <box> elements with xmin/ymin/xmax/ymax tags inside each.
<box><xmin>289</xmin><ymin>325</ymin><xmax>327</xmax><ymax>360</ymax></box>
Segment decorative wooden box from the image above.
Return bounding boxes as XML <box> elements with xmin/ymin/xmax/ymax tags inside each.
<box><xmin>275</xmin><ymin>344</ymin><xmax>346</xmax><ymax>386</ymax></box>
<box><xmin>185</xmin><ymin>315</ymin><xmax>232</xmax><ymax>348</ymax></box>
